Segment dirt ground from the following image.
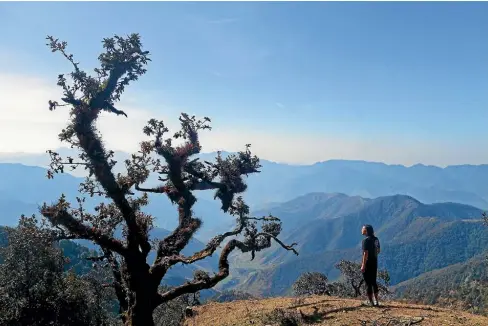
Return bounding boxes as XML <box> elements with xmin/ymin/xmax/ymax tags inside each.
<box><xmin>183</xmin><ymin>295</ymin><xmax>488</xmax><ymax>326</ymax></box>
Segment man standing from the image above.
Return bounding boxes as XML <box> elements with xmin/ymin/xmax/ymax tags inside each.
<box><xmin>361</xmin><ymin>224</ymin><xmax>381</xmax><ymax>306</ymax></box>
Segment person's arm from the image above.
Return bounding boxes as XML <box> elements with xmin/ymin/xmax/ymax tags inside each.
<box><xmin>361</xmin><ymin>239</ymin><xmax>369</xmax><ymax>272</ymax></box>
<box><xmin>375</xmin><ymin>238</ymin><xmax>381</xmax><ymax>255</ymax></box>
<box><xmin>361</xmin><ymin>250</ymin><xmax>368</xmax><ymax>272</ymax></box>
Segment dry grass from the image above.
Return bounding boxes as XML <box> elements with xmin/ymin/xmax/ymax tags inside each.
<box><xmin>183</xmin><ymin>296</ymin><xmax>488</xmax><ymax>326</ymax></box>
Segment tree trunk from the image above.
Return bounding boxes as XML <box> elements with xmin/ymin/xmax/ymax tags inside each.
<box><xmin>123</xmin><ymin>256</ymin><xmax>156</xmax><ymax>326</ymax></box>
<box><xmin>351</xmin><ymin>280</ymin><xmax>361</xmax><ymax>297</ymax></box>
<box><xmin>353</xmin><ymin>286</ymin><xmax>361</xmax><ymax>297</ymax></box>
<box><xmin>126</xmin><ymin>300</ymin><xmax>155</xmax><ymax>326</ymax></box>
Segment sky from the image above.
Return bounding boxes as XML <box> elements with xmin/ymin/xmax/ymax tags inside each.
<box><xmin>0</xmin><ymin>2</ymin><xmax>487</xmax><ymax>167</ymax></box>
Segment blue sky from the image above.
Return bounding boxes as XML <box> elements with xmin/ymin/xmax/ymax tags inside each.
<box><xmin>0</xmin><ymin>2</ymin><xmax>487</xmax><ymax>166</ymax></box>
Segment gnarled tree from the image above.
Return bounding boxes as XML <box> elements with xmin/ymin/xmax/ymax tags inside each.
<box><xmin>292</xmin><ymin>272</ymin><xmax>331</xmax><ymax>297</ymax></box>
<box><xmin>39</xmin><ymin>33</ymin><xmax>298</xmax><ymax>326</ymax></box>
<box><xmin>334</xmin><ymin>260</ymin><xmax>390</xmax><ymax>298</ymax></box>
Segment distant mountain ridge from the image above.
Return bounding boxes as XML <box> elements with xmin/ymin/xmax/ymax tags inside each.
<box><xmin>3</xmin><ymin>149</ymin><xmax>488</xmax><ymax>209</ymax></box>
<box><xmin>0</xmin><ymin>163</ymin><xmax>234</xmax><ymax>241</ymax></box>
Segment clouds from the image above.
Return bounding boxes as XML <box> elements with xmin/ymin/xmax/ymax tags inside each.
<box><xmin>0</xmin><ymin>72</ymin><xmax>174</xmax><ymax>154</ymax></box>
<box><xmin>0</xmin><ymin>73</ymin><xmax>64</xmax><ymax>152</ymax></box>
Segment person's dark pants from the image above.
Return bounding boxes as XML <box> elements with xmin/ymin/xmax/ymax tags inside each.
<box><xmin>362</xmin><ymin>264</ymin><xmax>378</xmax><ymax>296</ymax></box>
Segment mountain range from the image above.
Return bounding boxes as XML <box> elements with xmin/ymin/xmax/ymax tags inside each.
<box><xmin>1</xmin><ymin>156</ymin><xmax>488</xmax><ymax>303</ymax></box>
<box><xmin>220</xmin><ymin>192</ymin><xmax>488</xmax><ymax>297</ymax></box>
<box><xmin>0</xmin><ymin>163</ymin><xmax>234</xmax><ymax>241</ymax></box>
<box><xmin>3</xmin><ymin>149</ymin><xmax>488</xmax><ymax>210</ymax></box>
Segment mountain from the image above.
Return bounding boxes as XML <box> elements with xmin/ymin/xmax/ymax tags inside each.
<box><xmin>221</xmin><ymin>193</ymin><xmax>488</xmax><ymax>297</ymax></box>
<box><xmin>4</xmin><ymin>149</ymin><xmax>488</xmax><ymax>210</ymax></box>
<box><xmin>0</xmin><ymin>163</ymin><xmax>84</xmax><ymax>207</ymax></box>
<box><xmin>0</xmin><ymin>163</ymin><xmax>234</xmax><ymax>241</ymax></box>
<box><xmin>0</xmin><ymin>197</ymin><xmax>39</xmax><ymax>225</ymax></box>
<box><xmin>240</xmin><ymin>160</ymin><xmax>488</xmax><ymax>209</ymax></box>
<box><xmin>245</xmin><ymin>193</ymin><xmax>483</xmax><ymax>265</ymax></box>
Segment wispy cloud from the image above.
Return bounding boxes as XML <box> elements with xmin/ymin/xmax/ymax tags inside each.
<box><xmin>275</xmin><ymin>102</ymin><xmax>285</xmax><ymax>109</ymax></box>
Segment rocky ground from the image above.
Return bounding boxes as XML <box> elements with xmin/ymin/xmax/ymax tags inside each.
<box><xmin>183</xmin><ymin>295</ymin><xmax>488</xmax><ymax>326</ymax></box>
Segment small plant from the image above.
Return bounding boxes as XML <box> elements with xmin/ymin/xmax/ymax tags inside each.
<box><xmin>263</xmin><ymin>308</ymin><xmax>300</xmax><ymax>326</ymax></box>
<box><xmin>292</xmin><ymin>261</ymin><xmax>391</xmax><ymax>300</ymax></box>
<box><xmin>292</xmin><ymin>272</ymin><xmax>331</xmax><ymax>297</ymax></box>
<box><xmin>334</xmin><ymin>260</ymin><xmax>391</xmax><ymax>298</ymax></box>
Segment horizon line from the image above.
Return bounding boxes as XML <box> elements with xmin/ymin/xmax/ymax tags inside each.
<box><xmin>1</xmin><ymin>147</ymin><xmax>488</xmax><ymax>169</ymax></box>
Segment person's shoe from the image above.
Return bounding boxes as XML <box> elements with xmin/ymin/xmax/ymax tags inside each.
<box><xmin>374</xmin><ymin>301</ymin><xmax>380</xmax><ymax>307</ymax></box>
<box><xmin>362</xmin><ymin>300</ymin><xmax>375</xmax><ymax>306</ymax></box>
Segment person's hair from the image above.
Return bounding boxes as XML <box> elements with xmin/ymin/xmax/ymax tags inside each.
<box><xmin>363</xmin><ymin>224</ymin><xmax>375</xmax><ymax>237</ymax></box>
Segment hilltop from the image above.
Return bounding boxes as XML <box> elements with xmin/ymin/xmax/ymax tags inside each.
<box><xmin>183</xmin><ymin>295</ymin><xmax>488</xmax><ymax>326</ymax></box>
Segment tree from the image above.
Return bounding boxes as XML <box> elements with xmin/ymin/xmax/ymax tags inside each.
<box><xmin>0</xmin><ymin>215</ymin><xmax>116</xmax><ymax>326</ymax></box>
<box><xmin>39</xmin><ymin>33</ymin><xmax>298</xmax><ymax>326</ymax></box>
<box><xmin>334</xmin><ymin>260</ymin><xmax>390</xmax><ymax>298</ymax></box>
<box><xmin>292</xmin><ymin>272</ymin><xmax>331</xmax><ymax>296</ymax></box>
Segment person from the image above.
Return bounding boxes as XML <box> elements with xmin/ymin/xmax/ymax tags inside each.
<box><xmin>361</xmin><ymin>224</ymin><xmax>381</xmax><ymax>306</ymax></box>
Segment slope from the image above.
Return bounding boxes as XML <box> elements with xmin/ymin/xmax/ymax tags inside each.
<box><xmin>393</xmin><ymin>253</ymin><xmax>488</xmax><ymax>313</ymax></box>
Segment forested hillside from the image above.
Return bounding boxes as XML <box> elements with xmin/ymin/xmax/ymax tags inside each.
<box><xmin>394</xmin><ymin>253</ymin><xmax>488</xmax><ymax>315</ymax></box>
<box><xmin>221</xmin><ymin>193</ymin><xmax>488</xmax><ymax>296</ymax></box>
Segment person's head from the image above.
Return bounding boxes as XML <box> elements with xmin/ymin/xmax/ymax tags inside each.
<box><xmin>362</xmin><ymin>224</ymin><xmax>374</xmax><ymax>237</ymax></box>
